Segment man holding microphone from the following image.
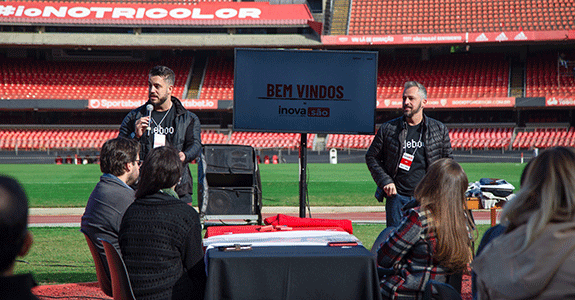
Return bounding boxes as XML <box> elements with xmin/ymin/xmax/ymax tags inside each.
<box><xmin>119</xmin><ymin>65</ymin><xmax>202</xmax><ymax>205</ymax></box>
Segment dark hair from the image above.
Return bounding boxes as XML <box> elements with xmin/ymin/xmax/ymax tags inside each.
<box><xmin>149</xmin><ymin>65</ymin><xmax>175</xmax><ymax>87</ymax></box>
<box><xmin>99</xmin><ymin>137</ymin><xmax>140</xmax><ymax>176</ymax></box>
<box><xmin>135</xmin><ymin>146</ymin><xmax>182</xmax><ymax>199</ymax></box>
<box><xmin>0</xmin><ymin>175</ymin><xmax>29</xmax><ymax>272</ymax></box>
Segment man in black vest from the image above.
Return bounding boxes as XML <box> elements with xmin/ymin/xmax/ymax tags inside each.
<box><xmin>366</xmin><ymin>81</ymin><xmax>452</xmax><ymax>228</ymax></box>
<box><xmin>119</xmin><ymin>65</ymin><xmax>202</xmax><ymax>205</ymax></box>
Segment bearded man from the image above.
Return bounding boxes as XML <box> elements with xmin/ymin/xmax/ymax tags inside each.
<box><xmin>365</xmin><ymin>81</ymin><xmax>452</xmax><ymax>228</ymax></box>
<box><xmin>119</xmin><ymin>65</ymin><xmax>201</xmax><ymax>205</ymax></box>
<box><xmin>81</xmin><ymin>137</ymin><xmax>141</xmax><ymax>275</ymax></box>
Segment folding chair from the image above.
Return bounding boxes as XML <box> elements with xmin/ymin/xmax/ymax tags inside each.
<box><xmin>80</xmin><ymin>229</ymin><xmax>112</xmax><ymax>297</ymax></box>
<box><xmin>100</xmin><ymin>238</ymin><xmax>136</xmax><ymax>300</ymax></box>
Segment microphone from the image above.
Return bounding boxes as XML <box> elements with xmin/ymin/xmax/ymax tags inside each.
<box><xmin>146</xmin><ymin>104</ymin><xmax>153</xmax><ymax>131</ymax></box>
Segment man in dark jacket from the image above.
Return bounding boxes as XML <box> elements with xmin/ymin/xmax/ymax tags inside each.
<box><xmin>81</xmin><ymin>137</ymin><xmax>140</xmax><ymax>276</ymax></box>
<box><xmin>119</xmin><ymin>65</ymin><xmax>202</xmax><ymax>204</ymax></box>
<box><xmin>366</xmin><ymin>81</ymin><xmax>452</xmax><ymax>228</ymax></box>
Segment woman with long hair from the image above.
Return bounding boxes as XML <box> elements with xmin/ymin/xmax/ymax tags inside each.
<box><xmin>119</xmin><ymin>146</ymin><xmax>206</xmax><ymax>300</ymax></box>
<box><xmin>375</xmin><ymin>158</ymin><xmax>475</xmax><ymax>299</ymax></box>
<box><xmin>473</xmin><ymin>146</ymin><xmax>575</xmax><ymax>299</ymax></box>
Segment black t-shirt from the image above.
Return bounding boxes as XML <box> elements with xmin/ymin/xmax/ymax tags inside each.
<box><xmin>395</xmin><ymin>122</ymin><xmax>427</xmax><ymax>196</ymax></box>
<box><xmin>149</xmin><ymin>105</ymin><xmax>177</xmax><ymax>146</ymax></box>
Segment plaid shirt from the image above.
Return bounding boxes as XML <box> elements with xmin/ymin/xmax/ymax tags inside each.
<box><xmin>377</xmin><ymin>206</ymin><xmax>448</xmax><ymax>299</ymax></box>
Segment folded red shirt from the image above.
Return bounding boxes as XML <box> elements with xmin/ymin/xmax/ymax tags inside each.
<box><xmin>264</xmin><ymin>214</ymin><xmax>353</xmax><ymax>234</ymax></box>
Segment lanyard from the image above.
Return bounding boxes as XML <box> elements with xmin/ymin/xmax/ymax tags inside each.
<box><xmin>406</xmin><ymin>126</ymin><xmax>423</xmax><ymax>156</ymax></box>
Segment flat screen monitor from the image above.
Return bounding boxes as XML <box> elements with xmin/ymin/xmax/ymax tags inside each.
<box><xmin>233</xmin><ymin>49</ymin><xmax>377</xmax><ymax>134</ymax></box>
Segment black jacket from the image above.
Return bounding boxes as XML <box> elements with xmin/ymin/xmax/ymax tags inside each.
<box><xmin>119</xmin><ymin>96</ymin><xmax>201</xmax><ymax>196</ymax></box>
<box><xmin>365</xmin><ymin>114</ymin><xmax>452</xmax><ymax>192</ymax></box>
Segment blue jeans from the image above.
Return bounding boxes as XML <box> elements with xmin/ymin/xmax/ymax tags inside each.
<box><xmin>386</xmin><ymin>193</ymin><xmax>415</xmax><ymax>228</ymax></box>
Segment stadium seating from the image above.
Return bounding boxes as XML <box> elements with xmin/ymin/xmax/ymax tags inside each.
<box><xmin>15</xmin><ymin>0</ymin><xmax>231</xmax><ymax>4</ymax></box>
<box><xmin>512</xmin><ymin>127</ymin><xmax>575</xmax><ymax>149</ymax></box>
<box><xmin>199</xmin><ymin>56</ymin><xmax>234</xmax><ymax>100</ymax></box>
<box><xmin>525</xmin><ymin>52</ymin><xmax>575</xmax><ymax>97</ymax></box>
<box><xmin>325</xmin><ymin>134</ymin><xmax>374</xmax><ymax>149</ymax></box>
<box><xmin>201</xmin><ymin>130</ymin><xmax>229</xmax><ymax>144</ymax></box>
<box><xmin>0</xmin><ymin>57</ymin><xmax>192</xmax><ymax>100</ymax></box>
<box><xmin>0</xmin><ymin>129</ymin><xmax>117</xmax><ymax>150</ymax></box>
<box><xmin>0</xmin><ymin>128</ymin><xmax>317</xmax><ymax>151</ymax></box>
<box><xmin>348</xmin><ymin>0</ymin><xmax>575</xmax><ymax>35</ymax></box>
<box><xmin>2</xmin><ymin>127</ymin><xmax>573</xmax><ymax>152</ymax></box>
<box><xmin>377</xmin><ymin>54</ymin><xmax>509</xmax><ymax>99</ymax></box>
<box><xmin>448</xmin><ymin>127</ymin><xmax>513</xmax><ymax>150</ymax></box>
<box><xmin>196</xmin><ymin>53</ymin><xmax>509</xmax><ymax>100</ymax></box>
<box><xmin>228</xmin><ymin>132</ymin><xmax>309</xmax><ymax>149</ymax></box>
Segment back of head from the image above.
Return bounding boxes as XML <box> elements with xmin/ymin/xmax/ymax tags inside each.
<box><xmin>149</xmin><ymin>65</ymin><xmax>175</xmax><ymax>87</ymax></box>
<box><xmin>0</xmin><ymin>176</ymin><xmax>29</xmax><ymax>272</ymax></box>
<box><xmin>415</xmin><ymin>158</ymin><xmax>473</xmax><ymax>271</ymax></box>
<box><xmin>99</xmin><ymin>137</ymin><xmax>140</xmax><ymax>176</ymax></box>
<box><xmin>135</xmin><ymin>146</ymin><xmax>182</xmax><ymax>199</ymax></box>
<box><xmin>502</xmin><ymin>146</ymin><xmax>575</xmax><ymax>246</ymax></box>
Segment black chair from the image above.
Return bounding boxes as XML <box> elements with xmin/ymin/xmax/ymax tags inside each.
<box><xmin>80</xmin><ymin>229</ymin><xmax>112</xmax><ymax>297</ymax></box>
<box><xmin>100</xmin><ymin>238</ymin><xmax>136</xmax><ymax>300</ymax></box>
<box><xmin>423</xmin><ymin>279</ymin><xmax>463</xmax><ymax>300</ymax></box>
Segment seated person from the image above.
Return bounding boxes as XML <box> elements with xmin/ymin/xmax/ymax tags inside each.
<box><xmin>81</xmin><ymin>137</ymin><xmax>140</xmax><ymax>275</ymax></box>
<box><xmin>119</xmin><ymin>146</ymin><xmax>206</xmax><ymax>300</ymax></box>
<box><xmin>471</xmin><ymin>157</ymin><xmax>534</xmax><ymax>299</ymax></box>
<box><xmin>374</xmin><ymin>158</ymin><xmax>476</xmax><ymax>299</ymax></box>
<box><xmin>0</xmin><ymin>176</ymin><xmax>38</xmax><ymax>300</ymax></box>
<box><xmin>473</xmin><ymin>146</ymin><xmax>575</xmax><ymax>299</ymax></box>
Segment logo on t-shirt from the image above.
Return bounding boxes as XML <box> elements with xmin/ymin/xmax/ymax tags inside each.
<box><xmin>404</xmin><ymin>139</ymin><xmax>423</xmax><ymax>150</ymax></box>
<box><xmin>151</xmin><ymin>126</ymin><xmax>175</xmax><ymax>135</ymax></box>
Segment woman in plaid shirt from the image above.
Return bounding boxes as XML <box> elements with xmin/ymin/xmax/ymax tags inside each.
<box><xmin>374</xmin><ymin>158</ymin><xmax>476</xmax><ymax>299</ymax></box>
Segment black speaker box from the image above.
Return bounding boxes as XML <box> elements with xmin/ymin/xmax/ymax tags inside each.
<box><xmin>205</xmin><ymin>187</ymin><xmax>256</xmax><ymax>215</ymax></box>
<box><xmin>204</xmin><ymin>145</ymin><xmax>254</xmax><ymax>174</ymax></box>
<box><xmin>198</xmin><ymin>144</ymin><xmax>262</xmax><ymax>222</ymax></box>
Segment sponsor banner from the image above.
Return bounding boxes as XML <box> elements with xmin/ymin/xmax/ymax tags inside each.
<box><xmin>323</xmin><ymin>30</ymin><xmax>573</xmax><ymax>45</ymax></box>
<box><xmin>376</xmin><ymin>97</ymin><xmax>515</xmax><ymax>109</ymax></box>
<box><xmin>468</xmin><ymin>31</ymin><xmax>568</xmax><ymax>43</ymax></box>
<box><xmin>546</xmin><ymin>96</ymin><xmax>575</xmax><ymax>107</ymax></box>
<box><xmin>0</xmin><ymin>1</ymin><xmax>312</xmax><ymax>25</ymax></box>
<box><xmin>322</xmin><ymin>33</ymin><xmax>464</xmax><ymax>45</ymax></box>
<box><xmin>234</xmin><ymin>49</ymin><xmax>377</xmax><ymax>134</ymax></box>
<box><xmin>88</xmin><ymin>98</ymin><xmax>219</xmax><ymax>110</ymax></box>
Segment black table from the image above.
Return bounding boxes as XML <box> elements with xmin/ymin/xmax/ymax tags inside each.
<box><xmin>205</xmin><ymin>245</ymin><xmax>382</xmax><ymax>300</ymax></box>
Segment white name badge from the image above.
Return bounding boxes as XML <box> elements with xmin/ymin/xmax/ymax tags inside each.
<box><xmin>398</xmin><ymin>152</ymin><xmax>414</xmax><ymax>171</ymax></box>
<box><xmin>153</xmin><ymin>133</ymin><xmax>166</xmax><ymax>148</ymax></box>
